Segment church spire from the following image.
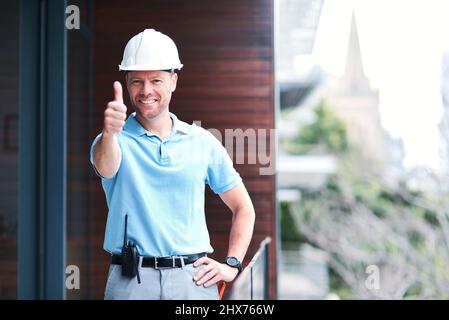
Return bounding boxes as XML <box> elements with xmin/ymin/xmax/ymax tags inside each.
<box><xmin>340</xmin><ymin>10</ymin><xmax>371</xmax><ymax>94</ymax></box>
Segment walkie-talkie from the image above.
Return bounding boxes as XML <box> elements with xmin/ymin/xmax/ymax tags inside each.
<box><xmin>121</xmin><ymin>214</ymin><xmax>141</xmax><ymax>284</ymax></box>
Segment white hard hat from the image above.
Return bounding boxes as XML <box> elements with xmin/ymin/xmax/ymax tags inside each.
<box><xmin>118</xmin><ymin>29</ymin><xmax>183</xmax><ymax>71</ymax></box>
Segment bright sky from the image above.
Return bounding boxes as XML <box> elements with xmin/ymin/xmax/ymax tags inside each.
<box><xmin>312</xmin><ymin>0</ymin><xmax>449</xmax><ymax>170</ymax></box>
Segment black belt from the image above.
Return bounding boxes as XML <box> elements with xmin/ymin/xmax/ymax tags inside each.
<box><xmin>111</xmin><ymin>252</ymin><xmax>207</xmax><ymax>269</ymax></box>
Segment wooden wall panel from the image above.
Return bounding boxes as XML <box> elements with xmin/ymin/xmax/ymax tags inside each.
<box><xmin>91</xmin><ymin>0</ymin><xmax>276</xmax><ymax>299</ymax></box>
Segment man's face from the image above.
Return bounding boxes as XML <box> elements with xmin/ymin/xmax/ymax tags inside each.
<box><xmin>126</xmin><ymin>70</ymin><xmax>178</xmax><ymax>120</ymax></box>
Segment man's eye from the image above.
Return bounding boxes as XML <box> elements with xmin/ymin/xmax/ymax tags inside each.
<box><xmin>132</xmin><ymin>80</ymin><xmax>142</xmax><ymax>84</ymax></box>
<box><xmin>154</xmin><ymin>80</ymin><xmax>162</xmax><ymax>84</ymax></box>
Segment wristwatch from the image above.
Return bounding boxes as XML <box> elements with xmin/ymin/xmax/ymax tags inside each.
<box><xmin>225</xmin><ymin>256</ymin><xmax>243</xmax><ymax>275</ymax></box>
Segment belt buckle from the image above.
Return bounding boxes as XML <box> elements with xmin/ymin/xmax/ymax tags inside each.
<box><xmin>154</xmin><ymin>256</ymin><xmax>177</xmax><ymax>269</ymax></box>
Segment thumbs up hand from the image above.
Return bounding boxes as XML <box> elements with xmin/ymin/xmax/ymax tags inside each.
<box><xmin>104</xmin><ymin>81</ymin><xmax>127</xmax><ymax>135</ymax></box>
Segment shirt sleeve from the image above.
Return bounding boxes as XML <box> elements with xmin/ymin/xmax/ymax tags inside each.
<box><xmin>205</xmin><ymin>132</ymin><xmax>242</xmax><ymax>194</ymax></box>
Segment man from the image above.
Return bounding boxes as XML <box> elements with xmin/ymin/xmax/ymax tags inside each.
<box><xmin>90</xmin><ymin>29</ymin><xmax>255</xmax><ymax>300</ymax></box>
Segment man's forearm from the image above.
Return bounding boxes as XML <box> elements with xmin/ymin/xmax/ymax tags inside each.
<box><xmin>93</xmin><ymin>131</ymin><xmax>121</xmax><ymax>179</ymax></box>
<box><xmin>227</xmin><ymin>205</ymin><xmax>255</xmax><ymax>262</ymax></box>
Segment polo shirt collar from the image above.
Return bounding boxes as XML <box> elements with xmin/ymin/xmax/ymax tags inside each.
<box><xmin>124</xmin><ymin>112</ymin><xmax>190</xmax><ymax>137</ymax></box>
<box><xmin>170</xmin><ymin>112</ymin><xmax>190</xmax><ymax>135</ymax></box>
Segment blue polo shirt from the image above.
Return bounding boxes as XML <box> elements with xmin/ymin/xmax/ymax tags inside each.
<box><xmin>90</xmin><ymin>112</ymin><xmax>242</xmax><ymax>257</ymax></box>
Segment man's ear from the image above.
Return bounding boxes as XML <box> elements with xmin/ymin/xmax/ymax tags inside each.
<box><xmin>125</xmin><ymin>71</ymin><xmax>134</xmax><ymax>94</ymax></box>
<box><xmin>124</xmin><ymin>72</ymin><xmax>133</xmax><ymax>102</ymax></box>
<box><xmin>171</xmin><ymin>73</ymin><xmax>178</xmax><ymax>92</ymax></box>
<box><xmin>125</xmin><ymin>71</ymin><xmax>130</xmax><ymax>84</ymax></box>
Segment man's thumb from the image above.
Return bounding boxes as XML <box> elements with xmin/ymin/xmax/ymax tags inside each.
<box><xmin>113</xmin><ymin>81</ymin><xmax>123</xmax><ymax>103</ymax></box>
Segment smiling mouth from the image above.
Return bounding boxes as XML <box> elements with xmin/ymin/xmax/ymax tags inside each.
<box><xmin>138</xmin><ymin>98</ymin><xmax>158</xmax><ymax>105</ymax></box>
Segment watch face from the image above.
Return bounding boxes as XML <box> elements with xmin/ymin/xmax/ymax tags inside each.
<box><xmin>226</xmin><ymin>257</ymin><xmax>239</xmax><ymax>266</ymax></box>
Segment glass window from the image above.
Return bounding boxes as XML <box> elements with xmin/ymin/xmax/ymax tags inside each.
<box><xmin>66</xmin><ymin>0</ymin><xmax>94</xmax><ymax>299</ymax></box>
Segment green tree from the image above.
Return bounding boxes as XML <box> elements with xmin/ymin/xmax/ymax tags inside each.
<box><xmin>282</xmin><ymin>100</ymin><xmax>348</xmax><ymax>155</ymax></box>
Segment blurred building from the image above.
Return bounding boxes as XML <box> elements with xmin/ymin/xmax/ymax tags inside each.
<box><xmin>279</xmin><ymin>244</ymin><xmax>330</xmax><ymax>299</ymax></box>
<box><xmin>326</xmin><ymin>11</ymin><xmax>385</xmax><ymax>166</ymax></box>
<box><xmin>277</xmin><ymin>0</ymin><xmax>333</xmax><ymax>192</ymax></box>
<box><xmin>277</xmin><ymin>155</ymin><xmax>336</xmax><ymax>192</ymax></box>
<box><xmin>278</xmin><ymin>0</ymin><xmax>325</xmax><ymax>111</ymax></box>
<box><xmin>276</xmin><ymin>0</ymin><xmax>334</xmax><ymax>301</ymax></box>
<box><xmin>278</xmin><ymin>0</ymin><xmax>324</xmax><ymax>73</ymax></box>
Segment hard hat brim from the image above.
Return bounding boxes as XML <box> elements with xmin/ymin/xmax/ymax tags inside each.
<box><xmin>118</xmin><ymin>63</ymin><xmax>183</xmax><ymax>71</ymax></box>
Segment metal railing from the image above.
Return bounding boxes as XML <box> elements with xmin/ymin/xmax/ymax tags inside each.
<box><xmin>226</xmin><ymin>237</ymin><xmax>272</xmax><ymax>300</ymax></box>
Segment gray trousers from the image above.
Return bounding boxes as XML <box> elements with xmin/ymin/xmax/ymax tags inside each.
<box><xmin>104</xmin><ymin>262</ymin><xmax>219</xmax><ymax>300</ymax></box>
